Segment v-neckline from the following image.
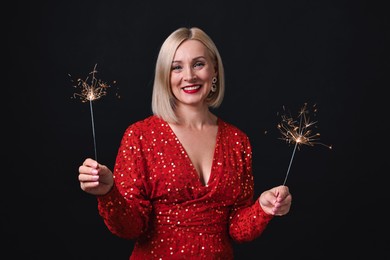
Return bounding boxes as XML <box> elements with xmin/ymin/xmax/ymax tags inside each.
<box><xmin>166</xmin><ymin>118</ymin><xmax>220</xmax><ymax>187</ymax></box>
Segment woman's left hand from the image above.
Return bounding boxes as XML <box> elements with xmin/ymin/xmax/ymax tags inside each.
<box><xmin>259</xmin><ymin>185</ymin><xmax>292</xmax><ymax>216</ymax></box>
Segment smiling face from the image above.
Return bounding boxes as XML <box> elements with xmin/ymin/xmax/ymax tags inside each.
<box><xmin>170</xmin><ymin>39</ymin><xmax>217</xmax><ymax>109</ymax></box>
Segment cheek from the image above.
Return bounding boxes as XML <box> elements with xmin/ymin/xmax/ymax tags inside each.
<box><xmin>170</xmin><ymin>74</ymin><xmax>180</xmax><ymax>87</ymax></box>
<box><xmin>170</xmin><ymin>75</ymin><xmax>181</xmax><ymax>96</ymax></box>
<box><xmin>201</xmin><ymin>69</ymin><xmax>214</xmax><ymax>82</ymax></box>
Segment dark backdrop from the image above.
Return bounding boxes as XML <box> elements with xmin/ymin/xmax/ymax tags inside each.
<box><xmin>5</xmin><ymin>0</ymin><xmax>388</xmax><ymax>259</ymax></box>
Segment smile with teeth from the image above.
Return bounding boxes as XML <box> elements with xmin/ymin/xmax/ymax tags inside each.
<box><xmin>182</xmin><ymin>85</ymin><xmax>202</xmax><ymax>94</ymax></box>
<box><xmin>183</xmin><ymin>85</ymin><xmax>200</xmax><ymax>91</ymax></box>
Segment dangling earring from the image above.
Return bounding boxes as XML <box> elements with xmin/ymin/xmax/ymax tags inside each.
<box><xmin>211</xmin><ymin>77</ymin><xmax>217</xmax><ymax>92</ymax></box>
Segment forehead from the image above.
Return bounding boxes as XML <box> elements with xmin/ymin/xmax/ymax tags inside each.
<box><xmin>173</xmin><ymin>39</ymin><xmax>209</xmax><ymax>60</ymax></box>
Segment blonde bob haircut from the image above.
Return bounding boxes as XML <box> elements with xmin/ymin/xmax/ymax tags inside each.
<box><xmin>151</xmin><ymin>27</ymin><xmax>225</xmax><ymax>123</ymax></box>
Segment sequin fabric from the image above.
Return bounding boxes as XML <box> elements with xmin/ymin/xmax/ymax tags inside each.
<box><xmin>97</xmin><ymin>115</ymin><xmax>273</xmax><ymax>259</ymax></box>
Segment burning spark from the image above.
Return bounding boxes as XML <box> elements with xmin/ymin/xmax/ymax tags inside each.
<box><xmin>278</xmin><ymin>103</ymin><xmax>332</xmax><ymax>149</ymax></box>
<box><xmin>278</xmin><ymin>103</ymin><xmax>332</xmax><ymax>185</ymax></box>
<box><xmin>70</xmin><ymin>64</ymin><xmax>118</xmax><ymax>161</ymax></box>
<box><xmin>70</xmin><ymin>63</ymin><xmax>117</xmax><ymax>102</ymax></box>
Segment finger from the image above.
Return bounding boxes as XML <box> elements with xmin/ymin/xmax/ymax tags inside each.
<box><xmin>276</xmin><ymin>187</ymin><xmax>291</xmax><ymax>201</ymax></box>
<box><xmin>83</xmin><ymin>158</ymin><xmax>98</xmax><ymax>168</ymax></box>
<box><xmin>273</xmin><ymin>204</ymin><xmax>290</xmax><ymax>216</ymax></box>
<box><xmin>276</xmin><ymin>195</ymin><xmax>292</xmax><ymax>206</ymax></box>
<box><xmin>78</xmin><ymin>173</ymin><xmax>99</xmax><ymax>182</ymax></box>
<box><xmin>80</xmin><ymin>180</ymin><xmax>100</xmax><ymax>191</ymax></box>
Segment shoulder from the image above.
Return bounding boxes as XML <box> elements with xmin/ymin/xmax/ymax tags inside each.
<box><xmin>128</xmin><ymin>115</ymin><xmax>163</xmax><ymax>130</ymax></box>
<box><xmin>218</xmin><ymin>118</ymin><xmax>247</xmax><ymax>136</ymax></box>
<box><xmin>218</xmin><ymin>117</ymin><xmax>250</xmax><ymax>143</ymax></box>
<box><xmin>122</xmin><ymin>115</ymin><xmax>168</xmax><ymax>138</ymax></box>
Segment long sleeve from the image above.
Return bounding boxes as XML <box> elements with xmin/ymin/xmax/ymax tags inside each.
<box><xmin>228</xmin><ymin>134</ymin><xmax>274</xmax><ymax>242</ymax></box>
<box><xmin>97</xmin><ymin>124</ymin><xmax>152</xmax><ymax>240</ymax></box>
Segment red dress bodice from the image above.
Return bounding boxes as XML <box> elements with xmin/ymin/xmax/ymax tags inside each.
<box><xmin>97</xmin><ymin>115</ymin><xmax>273</xmax><ymax>259</ymax></box>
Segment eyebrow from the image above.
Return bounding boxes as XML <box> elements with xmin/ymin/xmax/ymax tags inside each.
<box><xmin>172</xmin><ymin>56</ymin><xmax>207</xmax><ymax>63</ymax></box>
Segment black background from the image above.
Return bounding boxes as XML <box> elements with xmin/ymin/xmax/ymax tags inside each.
<box><xmin>5</xmin><ymin>0</ymin><xmax>388</xmax><ymax>259</ymax></box>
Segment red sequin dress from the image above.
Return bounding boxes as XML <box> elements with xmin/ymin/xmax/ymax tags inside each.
<box><xmin>97</xmin><ymin>115</ymin><xmax>273</xmax><ymax>259</ymax></box>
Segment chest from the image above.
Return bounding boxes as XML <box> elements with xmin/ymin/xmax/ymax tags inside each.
<box><xmin>137</xmin><ymin>122</ymin><xmax>246</xmax><ymax>203</ymax></box>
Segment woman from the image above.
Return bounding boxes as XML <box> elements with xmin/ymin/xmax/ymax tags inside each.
<box><xmin>78</xmin><ymin>27</ymin><xmax>292</xmax><ymax>259</ymax></box>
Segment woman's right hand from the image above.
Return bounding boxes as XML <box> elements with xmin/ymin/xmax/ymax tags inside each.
<box><xmin>78</xmin><ymin>158</ymin><xmax>114</xmax><ymax>195</ymax></box>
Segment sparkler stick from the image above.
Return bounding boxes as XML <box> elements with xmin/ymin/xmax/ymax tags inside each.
<box><xmin>70</xmin><ymin>64</ymin><xmax>116</xmax><ymax>161</ymax></box>
<box><xmin>89</xmin><ymin>99</ymin><xmax>98</xmax><ymax>161</ymax></box>
<box><xmin>283</xmin><ymin>142</ymin><xmax>298</xmax><ymax>186</ymax></box>
<box><xmin>278</xmin><ymin>103</ymin><xmax>332</xmax><ymax>185</ymax></box>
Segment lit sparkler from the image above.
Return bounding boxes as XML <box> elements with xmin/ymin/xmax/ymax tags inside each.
<box><xmin>70</xmin><ymin>64</ymin><xmax>117</xmax><ymax>161</ymax></box>
<box><xmin>278</xmin><ymin>103</ymin><xmax>332</xmax><ymax>185</ymax></box>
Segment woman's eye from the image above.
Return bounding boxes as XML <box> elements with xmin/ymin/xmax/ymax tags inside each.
<box><xmin>194</xmin><ymin>62</ymin><xmax>205</xmax><ymax>68</ymax></box>
<box><xmin>172</xmin><ymin>65</ymin><xmax>182</xmax><ymax>71</ymax></box>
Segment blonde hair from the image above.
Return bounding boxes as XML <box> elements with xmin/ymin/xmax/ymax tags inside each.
<box><xmin>151</xmin><ymin>27</ymin><xmax>225</xmax><ymax>123</ymax></box>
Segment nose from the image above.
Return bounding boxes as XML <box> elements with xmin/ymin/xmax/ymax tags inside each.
<box><xmin>184</xmin><ymin>67</ymin><xmax>196</xmax><ymax>81</ymax></box>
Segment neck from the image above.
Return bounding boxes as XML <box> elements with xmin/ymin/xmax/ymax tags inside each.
<box><xmin>173</xmin><ymin>105</ymin><xmax>217</xmax><ymax>129</ymax></box>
